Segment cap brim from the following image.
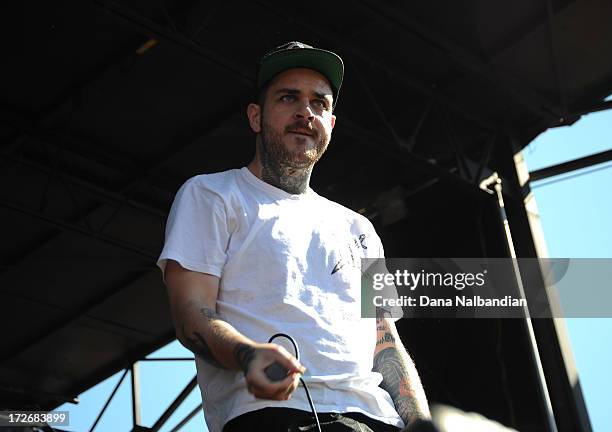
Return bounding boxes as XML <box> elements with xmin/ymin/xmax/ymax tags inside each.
<box><xmin>258</xmin><ymin>48</ymin><xmax>344</xmax><ymax>105</ymax></box>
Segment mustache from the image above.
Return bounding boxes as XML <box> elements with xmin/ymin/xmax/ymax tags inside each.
<box><xmin>285</xmin><ymin>120</ymin><xmax>317</xmax><ymax>137</ymax></box>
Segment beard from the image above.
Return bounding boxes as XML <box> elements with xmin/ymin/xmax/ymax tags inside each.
<box><xmin>259</xmin><ymin>116</ymin><xmax>331</xmax><ymax>172</ymax></box>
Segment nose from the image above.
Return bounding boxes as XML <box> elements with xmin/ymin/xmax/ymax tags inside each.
<box><xmin>295</xmin><ymin>99</ymin><xmax>315</xmax><ymax>121</ymax></box>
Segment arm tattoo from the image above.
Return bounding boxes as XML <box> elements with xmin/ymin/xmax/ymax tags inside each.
<box><xmin>200</xmin><ymin>307</ymin><xmax>218</xmax><ymax>319</ymax></box>
<box><xmin>183</xmin><ymin>326</ymin><xmax>225</xmax><ymax>369</ymax></box>
<box><xmin>373</xmin><ymin>317</ymin><xmax>429</xmax><ymax>424</ymax></box>
<box><xmin>233</xmin><ymin>343</ymin><xmax>256</xmax><ymax>374</ymax></box>
<box><xmin>181</xmin><ymin>306</ymin><xmax>226</xmax><ymax>369</ymax></box>
<box><xmin>376</xmin><ymin>332</ymin><xmax>396</xmax><ymax>345</ymax></box>
<box><xmin>373</xmin><ymin>346</ymin><xmax>421</xmax><ymax>424</ymax></box>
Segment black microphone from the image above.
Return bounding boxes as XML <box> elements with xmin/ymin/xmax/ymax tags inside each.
<box><xmin>264</xmin><ymin>362</ymin><xmax>289</xmax><ymax>381</ymax></box>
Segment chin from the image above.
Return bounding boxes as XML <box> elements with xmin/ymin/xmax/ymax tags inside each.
<box><xmin>280</xmin><ymin>153</ymin><xmax>316</xmax><ymax>169</ymax></box>
<box><xmin>283</xmin><ymin>159</ymin><xmax>314</xmax><ymax>170</ymax></box>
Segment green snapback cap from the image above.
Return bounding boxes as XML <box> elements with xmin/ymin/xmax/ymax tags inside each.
<box><xmin>257</xmin><ymin>41</ymin><xmax>344</xmax><ymax>108</ymax></box>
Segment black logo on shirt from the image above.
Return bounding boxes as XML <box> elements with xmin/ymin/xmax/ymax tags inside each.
<box><xmin>331</xmin><ymin>234</ymin><xmax>367</xmax><ymax>275</ymax></box>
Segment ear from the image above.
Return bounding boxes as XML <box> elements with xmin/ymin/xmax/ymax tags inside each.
<box><xmin>330</xmin><ymin>114</ymin><xmax>336</xmax><ymax>130</ymax></box>
<box><xmin>247</xmin><ymin>103</ymin><xmax>261</xmax><ymax>133</ymax></box>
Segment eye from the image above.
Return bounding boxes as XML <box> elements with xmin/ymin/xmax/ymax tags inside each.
<box><xmin>280</xmin><ymin>94</ymin><xmax>296</xmax><ymax>102</ymax></box>
<box><xmin>313</xmin><ymin>99</ymin><xmax>329</xmax><ymax>110</ymax></box>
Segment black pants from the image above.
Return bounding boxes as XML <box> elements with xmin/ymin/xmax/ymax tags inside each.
<box><xmin>223</xmin><ymin>407</ymin><xmax>401</xmax><ymax>432</ymax></box>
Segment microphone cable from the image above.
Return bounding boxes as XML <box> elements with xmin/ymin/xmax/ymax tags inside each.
<box><xmin>267</xmin><ymin>333</ymin><xmax>321</xmax><ymax>432</ymax></box>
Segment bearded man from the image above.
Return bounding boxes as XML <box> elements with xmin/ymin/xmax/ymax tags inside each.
<box><xmin>158</xmin><ymin>42</ymin><xmax>431</xmax><ymax>432</ymax></box>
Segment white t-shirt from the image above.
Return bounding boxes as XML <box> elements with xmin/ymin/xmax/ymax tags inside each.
<box><xmin>157</xmin><ymin>167</ymin><xmax>404</xmax><ymax>432</ymax></box>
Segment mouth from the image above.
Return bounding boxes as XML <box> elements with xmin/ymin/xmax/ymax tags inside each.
<box><xmin>287</xmin><ymin>128</ymin><xmax>315</xmax><ymax>137</ymax></box>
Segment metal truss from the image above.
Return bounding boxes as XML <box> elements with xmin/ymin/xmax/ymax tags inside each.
<box><xmin>0</xmin><ymin>142</ymin><xmax>167</xmax><ymax>218</ymax></box>
<box><xmin>0</xmin><ymin>269</ymin><xmax>155</xmax><ymax>364</ymax></box>
<box><xmin>93</xmin><ymin>0</ymin><xmax>253</xmax><ymax>86</ymax></box>
<box><xmin>84</xmin><ymin>356</ymin><xmax>202</xmax><ymax>432</ymax></box>
<box><xmin>358</xmin><ymin>0</ymin><xmax>567</xmax><ymax>124</ymax></box>
<box><xmin>485</xmin><ymin>0</ymin><xmax>577</xmax><ymax>59</ymax></box>
<box><xmin>349</xmin><ymin>67</ymin><xmax>503</xmax><ymax>198</ymax></box>
<box><xmin>0</xmin><ymin>198</ymin><xmax>159</xmax><ymax>260</ymax></box>
<box><xmin>0</xmin><ymin>0</ymin><xmax>244</xmax><ymax>368</ymax></box>
<box><xmin>339</xmin><ymin>117</ymin><xmax>497</xmax><ymax>198</ymax></box>
<box><xmin>0</xmin><ymin>0</ymin><xmax>244</xmax><ymax>280</ymax></box>
<box><xmin>1</xmin><ymin>111</ymin><xmax>236</xmax><ymax>258</ymax></box>
<box><xmin>1</xmin><ymin>101</ymin><xmax>242</xmax><ymax>264</ymax></box>
<box><xmin>544</xmin><ymin>0</ymin><xmax>568</xmax><ymax>116</ymax></box>
<box><xmin>529</xmin><ymin>148</ymin><xmax>612</xmax><ymax>181</ymax></box>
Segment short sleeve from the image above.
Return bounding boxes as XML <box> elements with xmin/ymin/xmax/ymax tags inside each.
<box><xmin>157</xmin><ymin>178</ymin><xmax>231</xmax><ymax>280</ymax></box>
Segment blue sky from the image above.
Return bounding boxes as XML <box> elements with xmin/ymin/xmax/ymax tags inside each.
<box><xmin>523</xmin><ymin>106</ymin><xmax>612</xmax><ymax>432</ymax></box>
<box><xmin>57</xmin><ymin>107</ymin><xmax>612</xmax><ymax>431</ymax></box>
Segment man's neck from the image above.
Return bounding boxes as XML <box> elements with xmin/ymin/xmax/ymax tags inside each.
<box><xmin>247</xmin><ymin>159</ymin><xmax>312</xmax><ymax>195</ymax></box>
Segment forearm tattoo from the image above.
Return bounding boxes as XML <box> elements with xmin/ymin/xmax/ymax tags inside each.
<box><xmin>376</xmin><ymin>332</ymin><xmax>396</xmax><ymax>345</ymax></box>
<box><xmin>181</xmin><ymin>306</ymin><xmax>226</xmax><ymax>369</ymax></box>
<box><xmin>376</xmin><ymin>316</ymin><xmax>395</xmax><ymax>345</ymax></box>
<box><xmin>233</xmin><ymin>343</ymin><xmax>256</xmax><ymax>374</ymax></box>
<box><xmin>373</xmin><ymin>317</ymin><xmax>429</xmax><ymax>424</ymax></box>
<box><xmin>374</xmin><ymin>346</ymin><xmax>421</xmax><ymax>424</ymax></box>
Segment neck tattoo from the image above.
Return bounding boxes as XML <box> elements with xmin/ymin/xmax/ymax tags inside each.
<box><xmin>258</xmin><ymin>138</ymin><xmax>312</xmax><ymax>194</ymax></box>
<box><xmin>256</xmin><ymin>113</ymin><xmax>330</xmax><ymax>195</ymax></box>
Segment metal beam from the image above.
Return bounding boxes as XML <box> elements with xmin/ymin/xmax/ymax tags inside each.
<box><xmin>89</xmin><ymin>369</ymin><xmax>129</xmax><ymax>432</ymax></box>
<box><xmin>494</xmin><ymin>129</ymin><xmax>592</xmax><ymax>431</ymax></box>
<box><xmin>0</xmin><ymin>107</ymin><xmax>150</xmax><ymax>186</ymax></box>
<box><xmin>140</xmin><ymin>357</ymin><xmax>193</xmax><ymax>362</ymax></box>
<box><xmin>0</xmin><ymin>198</ymin><xmax>159</xmax><ymax>260</ymax></box>
<box><xmin>484</xmin><ymin>0</ymin><xmax>577</xmax><ymax>61</ymax></box>
<box><xmin>131</xmin><ymin>362</ymin><xmax>142</xmax><ymax>428</ymax></box>
<box><xmin>407</xmin><ymin>97</ymin><xmax>434</xmax><ymax>151</ymax></box>
<box><xmin>545</xmin><ymin>0</ymin><xmax>569</xmax><ymax>116</ymax></box>
<box><xmin>151</xmin><ymin>376</ymin><xmax>198</xmax><ymax>432</ymax></box>
<box><xmin>0</xmin><ymin>269</ymin><xmax>155</xmax><ymax>363</ymax></box>
<box><xmin>443</xmin><ymin>108</ymin><xmax>473</xmax><ymax>181</ymax></box>
<box><xmin>1</xmin><ymin>149</ymin><xmax>167</xmax><ymax>219</ymax></box>
<box><xmin>358</xmin><ymin>0</ymin><xmax>564</xmax><ymax>124</ymax></box>
<box><xmin>571</xmin><ymin>99</ymin><xmax>612</xmax><ymax>117</ymax></box>
<box><xmin>59</xmin><ymin>330</ymin><xmax>176</xmax><ymax>414</ymax></box>
<box><xmin>0</xmin><ymin>101</ymin><xmax>242</xmax><ymax>281</ymax></box>
<box><xmin>0</xmin><ymin>289</ymin><xmax>155</xmax><ymax>340</ymax></box>
<box><xmin>93</xmin><ymin>0</ymin><xmax>254</xmax><ymax>86</ymax></box>
<box><xmin>34</xmin><ymin>39</ymin><xmax>149</xmax><ymax>127</ymax></box>
<box><xmin>529</xmin><ymin>148</ymin><xmax>612</xmax><ymax>181</ymax></box>
<box><xmin>353</xmin><ymin>69</ymin><xmax>405</xmax><ymax>149</ymax></box>
<box><xmin>474</xmin><ymin>132</ymin><xmax>498</xmax><ymax>186</ymax></box>
<box><xmin>340</xmin><ymin>117</ymin><xmax>494</xmax><ymax>198</ymax></box>
<box><xmin>168</xmin><ymin>404</ymin><xmax>202</xmax><ymax>432</ymax></box>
